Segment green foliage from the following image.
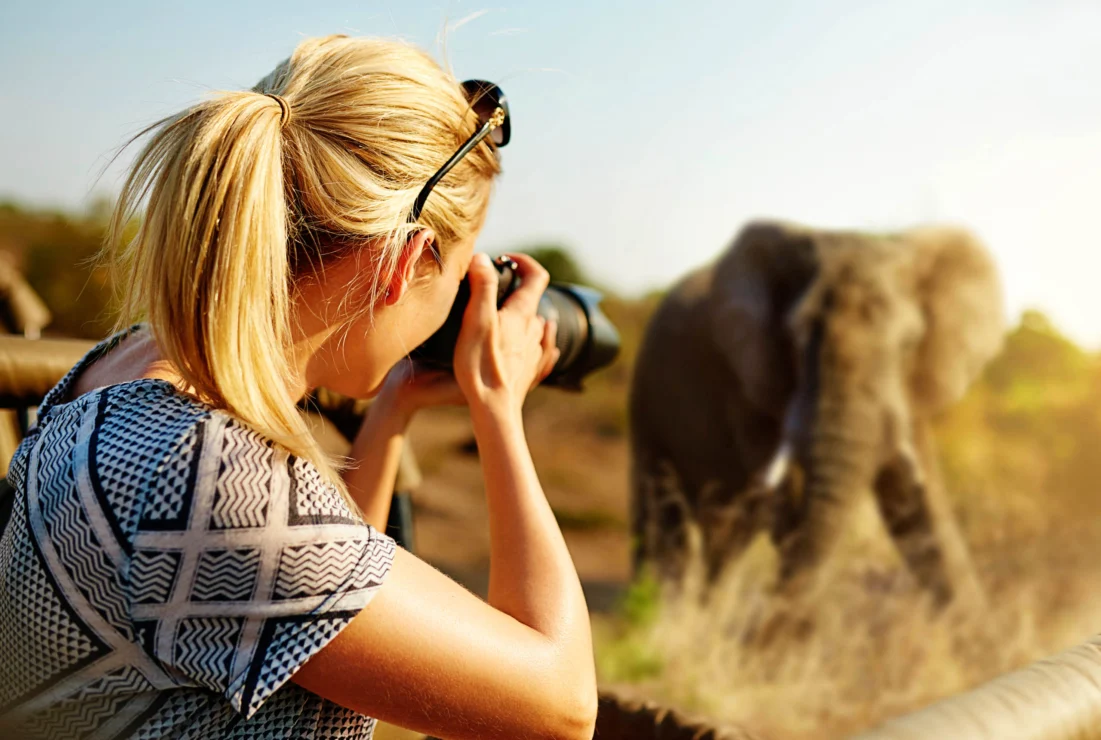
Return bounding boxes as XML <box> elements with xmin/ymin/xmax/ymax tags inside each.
<box><xmin>594</xmin><ymin>571</ymin><xmax>667</xmax><ymax>682</ymax></box>
<box><xmin>518</xmin><ymin>244</ymin><xmax>588</xmax><ymax>285</ymax></box>
<box><xmin>0</xmin><ymin>202</ymin><xmax>118</xmax><ymax>339</ymax></box>
<box><xmin>620</xmin><ymin>569</ymin><xmax>662</xmax><ymax>628</ymax></box>
<box><xmin>937</xmin><ymin>308</ymin><xmax>1101</xmax><ymax>542</ymax></box>
<box><xmin>982</xmin><ymin>310</ymin><xmax>1094</xmax><ymax>412</ymax></box>
<box><xmin>595</xmin><ymin>631</ymin><xmax>667</xmax><ymax>683</ymax></box>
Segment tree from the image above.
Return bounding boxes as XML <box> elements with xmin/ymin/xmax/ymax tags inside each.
<box><xmin>519</xmin><ymin>244</ymin><xmax>587</xmax><ymax>285</ymax></box>
<box><xmin>0</xmin><ymin>203</ymin><xmax>116</xmax><ymax>339</ymax></box>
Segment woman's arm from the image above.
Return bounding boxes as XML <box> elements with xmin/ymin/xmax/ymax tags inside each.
<box><xmin>341</xmin><ymin>394</ymin><xmax>408</xmax><ymax>530</ymax></box>
<box><xmin>293</xmin><ymin>254</ymin><xmax>596</xmax><ymax>739</ymax></box>
<box><xmin>343</xmin><ymin>362</ymin><xmax>464</xmax><ymax>530</ymax></box>
<box><xmin>472</xmin><ymin>392</ymin><xmax>591</xmax><ymax>655</ymax></box>
<box><xmin>293</xmin><ymin>548</ymin><xmax>595</xmax><ymax>740</ymax></box>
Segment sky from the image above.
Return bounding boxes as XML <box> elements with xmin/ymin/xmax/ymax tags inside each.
<box><xmin>3</xmin><ymin>0</ymin><xmax>1100</xmax><ymax>346</ymax></box>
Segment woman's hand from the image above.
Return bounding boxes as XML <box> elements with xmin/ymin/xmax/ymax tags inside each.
<box><xmin>345</xmin><ymin>359</ymin><xmax>467</xmax><ymax>530</ymax></box>
<box><xmin>452</xmin><ymin>253</ymin><xmax>560</xmax><ymax>422</ymax></box>
<box><xmin>374</xmin><ymin>358</ymin><xmax>466</xmax><ymax>425</ymax></box>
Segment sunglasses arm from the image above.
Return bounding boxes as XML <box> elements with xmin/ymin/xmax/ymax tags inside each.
<box><xmin>409</xmin><ymin>118</ymin><xmax>498</xmax><ymax>222</ymax></box>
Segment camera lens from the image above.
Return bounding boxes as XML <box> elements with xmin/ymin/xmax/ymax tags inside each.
<box><xmin>410</xmin><ymin>255</ymin><xmax>620</xmax><ymax>390</ymax></box>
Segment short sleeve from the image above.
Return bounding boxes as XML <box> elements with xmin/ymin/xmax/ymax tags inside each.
<box><xmin>124</xmin><ymin>414</ymin><xmax>395</xmax><ymax>718</ymax></box>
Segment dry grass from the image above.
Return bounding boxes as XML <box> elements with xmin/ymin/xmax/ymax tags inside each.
<box><xmin>594</xmin><ymin>513</ymin><xmax>1101</xmax><ymax>739</ymax></box>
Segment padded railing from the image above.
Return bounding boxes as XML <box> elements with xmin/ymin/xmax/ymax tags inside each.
<box><xmin>0</xmin><ymin>335</ymin><xmax>421</xmax><ymax>490</ymax></box>
<box><xmin>854</xmin><ymin>635</ymin><xmax>1101</xmax><ymax>739</ymax></box>
<box><xmin>0</xmin><ymin>335</ymin><xmax>88</xmax><ymax>408</ymax></box>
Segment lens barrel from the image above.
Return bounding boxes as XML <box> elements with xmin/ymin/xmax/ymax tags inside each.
<box><xmin>411</xmin><ymin>256</ymin><xmax>620</xmax><ymax>390</ymax></box>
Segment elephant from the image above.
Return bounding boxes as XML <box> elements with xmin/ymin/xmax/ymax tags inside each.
<box><xmin>629</xmin><ymin>220</ymin><xmax>1005</xmax><ymax>605</ymax></box>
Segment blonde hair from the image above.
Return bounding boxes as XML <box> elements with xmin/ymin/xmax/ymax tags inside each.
<box><xmin>105</xmin><ymin>34</ymin><xmax>501</xmax><ymax>502</ymax></box>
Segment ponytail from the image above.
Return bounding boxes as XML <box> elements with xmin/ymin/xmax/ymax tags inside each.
<box><xmin>107</xmin><ymin>91</ymin><xmax>336</xmax><ymax>492</ymax></box>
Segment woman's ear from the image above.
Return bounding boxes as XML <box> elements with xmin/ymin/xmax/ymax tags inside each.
<box><xmin>383</xmin><ymin>228</ymin><xmax>437</xmax><ymax>306</ymax></box>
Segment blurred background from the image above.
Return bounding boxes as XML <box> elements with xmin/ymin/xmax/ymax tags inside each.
<box><xmin>3</xmin><ymin>1</ymin><xmax>1101</xmax><ymax>737</ymax></box>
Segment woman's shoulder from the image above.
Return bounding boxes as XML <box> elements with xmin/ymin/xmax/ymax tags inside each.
<box><xmin>89</xmin><ymin>378</ymin><xmax>366</xmax><ymax>534</ymax></box>
<box><xmin>32</xmin><ymin>378</ymin><xmax>218</xmax><ymax>541</ymax></box>
<box><xmin>28</xmin><ymin>324</ymin><xmax>340</xmax><ymax>506</ymax></box>
<box><xmin>85</xmin><ymin>380</ymin><xmax>346</xmax><ymax>527</ymax></box>
<box><xmin>13</xmin><ymin>343</ymin><xmax>367</xmax><ymax>554</ymax></box>
<box><xmin>75</xmin><ymin>387</ymin><xmax>391</xmax><ymax>722</ymax></box>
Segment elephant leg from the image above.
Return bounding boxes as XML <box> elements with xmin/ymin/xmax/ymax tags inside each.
<box><xmin>872</xmin><ymin>455</ymin><xmax>953</xmax><ymax>606</ymax></box>
<box><xmin>768</xmin><ymin>469</ymin><xmax>805</xmax><ymax>554</ymax></box>
<box><xmin>873</xmin><ymin>420</ymin><xmax>987</xmax><ymax>610</ymax></box>
<box><xmin>772</xmin><ymin>440</ymin><xmax>874</xmax><ymax>598</ymax></box>
<box><xmin>698</xmin><ymin>480</ymin><xmax>764</xmax><ymax>585</ymax></box>
<box><xmin>874</xmin><ymin>422</ymin><xmax>984</xmax><ymax>609</ymax></box>
<box><xmin>632</xmin><ymin>459</ymin><xmax>693</xmax><ymax>585</ymax></box>
<box><xmin>766</xmin><ymin>471</ymin><xmax>813</xmax><ymax>599</ymax></box>
<box><xmin>910</xmin><ymin>422</ymin><xmax>985</xmax><ymax>607</ymax></box>
<box><xmin>774</xmin><ymin>485</ymin><xmax>857</xmax><ymax>598</ymax></box>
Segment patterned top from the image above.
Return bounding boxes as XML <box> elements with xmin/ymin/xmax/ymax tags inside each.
<box><xmin>0</xmin><ymin>327</ymin><xmax>396</xmax><ymax>739</ymax></box>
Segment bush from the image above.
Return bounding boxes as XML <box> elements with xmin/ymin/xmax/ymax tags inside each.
<box><xmin>518</xmin><ymin>244</ymin><xmax>588</xmax><ymax>285</ymax></box>
<box><xmin>0</xmin><ymin>202</ymin><xmax>117</xmax><ymax>339</ymax></box>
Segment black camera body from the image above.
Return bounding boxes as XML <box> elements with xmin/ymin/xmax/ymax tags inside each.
<box><xmin>412</xmin><ymin>256</ymin><xmax>620</xmax><ymax>390</ymax></box>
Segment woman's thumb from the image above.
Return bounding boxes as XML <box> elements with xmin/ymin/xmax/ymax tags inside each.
<box><xmin>464</xmin><ymin>253</ymin><xmax>499</xmax><ymax>330</ymax></box>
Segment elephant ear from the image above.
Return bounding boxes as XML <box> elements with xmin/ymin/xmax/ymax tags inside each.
<box><xmin>709</xmin><ymin>221</ymin><xmax>819</xmax><ymax>415</ymax></box>
<box><xmin>908</xmin><ymin>226</ymin><xmax>1006</xmax><ymax>413</ymax></box>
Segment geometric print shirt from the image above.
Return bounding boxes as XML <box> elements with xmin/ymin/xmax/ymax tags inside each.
<box><xmin>0</xmin><ymin>327</ymin><xmax>395</xmax><ymax>739</ymax></box>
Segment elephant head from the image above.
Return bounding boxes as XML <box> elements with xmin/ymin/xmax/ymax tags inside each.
<box><xmin>708</xmin><ymin>221</ymin><xmax>1004</xmax><ymax>592</ymax></box>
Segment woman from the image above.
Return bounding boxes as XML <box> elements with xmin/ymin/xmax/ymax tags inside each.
<box><xmin>0</xmin><ymin>34</ymin><xmax>597</xmax><ymax>740</ymax></box>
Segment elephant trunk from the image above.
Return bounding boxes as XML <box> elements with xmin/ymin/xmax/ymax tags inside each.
<box><xmin>777</xmin><ymin>388</ymin><xmax>881</xmax><ymax>589</ymax></box>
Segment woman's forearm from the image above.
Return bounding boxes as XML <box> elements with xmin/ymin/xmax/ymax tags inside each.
<box><xmin>471</xmin><ymin>406</ymin><xmax>593</xmax><ymax>661</ymax></box>
<box><xmin>343</xmin><ymin>401</ymin><xmax>410</xmax><ymax>531</ymax></box>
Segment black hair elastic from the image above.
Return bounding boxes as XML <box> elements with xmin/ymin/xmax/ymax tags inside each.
<box><xmin>264</xmin><ymin>93</ymin><xmax>292</xmax><ymax>130</ymax></box>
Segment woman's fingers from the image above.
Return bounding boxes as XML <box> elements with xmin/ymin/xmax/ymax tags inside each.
<box><xmin>541</xmin><ymin>318</ymin><xmax>557</xmax><ymax>369</ymax></box>
<box><xmin>453</xmin><ymin>254</ymin><xmax>500</xmax><ymax>402</ymax></box>
<box><xmin>533</xmin><ymin>319</ymin><xmax>560</xmax><ymax>387</ymax></box>
<box><xmin>463</xmin><ymin>253</ymin><xmax>499</xmax><ymax>336</ymax></box>
<box><xmin>455</xmin><ymin>253</ymin><xmax>559</xmax><ymax>409</ymax></box>
<box><xmin>500</xmin><ymin>253</ymin><xmax>549</xmax><ymax>317</ymax></box>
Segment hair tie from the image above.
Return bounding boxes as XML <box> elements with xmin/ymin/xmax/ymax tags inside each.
<box><xmin>265</xmin><ymin>93</ymin><xmax>292</xmax><ymax>130</ymax></box>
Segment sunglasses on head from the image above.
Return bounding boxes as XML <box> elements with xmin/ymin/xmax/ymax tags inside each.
<box><xmin>409</xmin><ymin>79</ymin><xmax>510</xmax><ymax>223</ymax></box>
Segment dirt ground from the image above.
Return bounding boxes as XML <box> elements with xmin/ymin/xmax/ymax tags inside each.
<box><xmin>405</xmin><ymin>398</ymin><xmax>633</xmax><ymax>593</ymax></box>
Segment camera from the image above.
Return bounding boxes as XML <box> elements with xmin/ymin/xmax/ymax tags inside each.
<box><xmin>412</xmin><ymin>255</ymin><xmax>620</xmax><ymax>390</ymax></box>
